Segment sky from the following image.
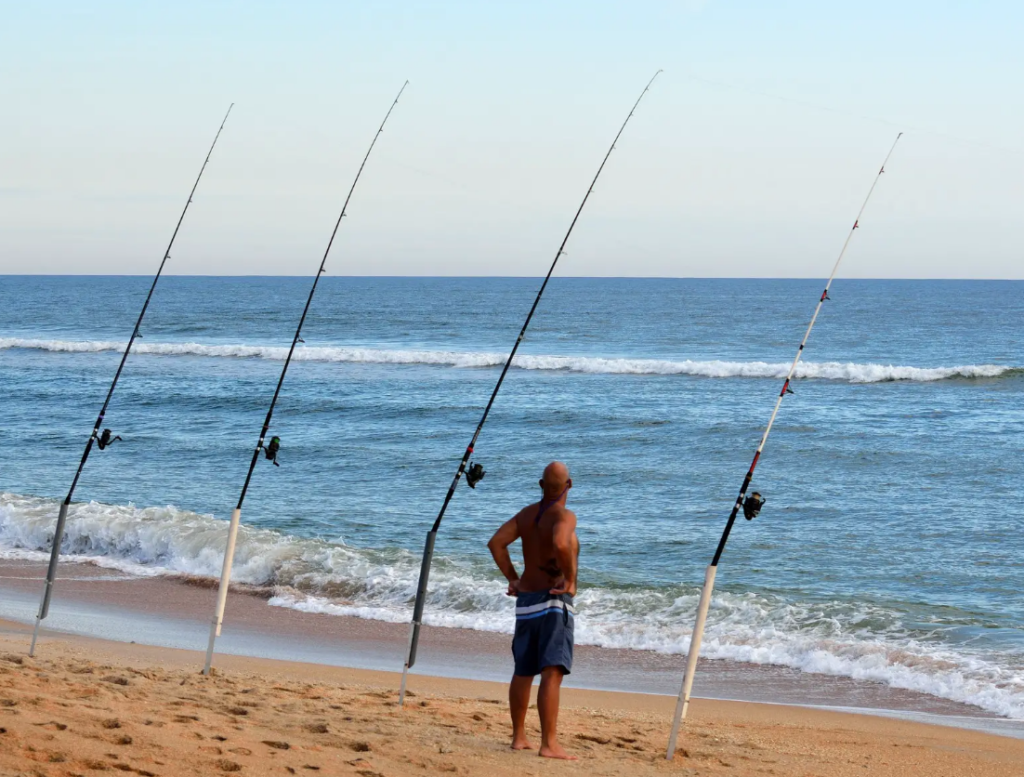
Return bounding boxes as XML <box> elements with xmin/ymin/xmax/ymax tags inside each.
<box><xmin>1</xmin><ymin>1</ymin><xmax>1022</xmax><ymax>278</ymax></box>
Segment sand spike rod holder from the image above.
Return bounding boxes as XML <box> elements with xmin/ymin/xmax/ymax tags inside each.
<box><xmin>665</xmin><ymin>133</ymin><xmax>904</xmax><ymax>759</ymax></box>
<box><xmin>398</xmin><ymin>70</ymin><xmax>663</xmax><ymax>706</ymax></box>
<box><xmin>202</xmin><ymin>81</ymin><xmax>408</xmax><ymax>676</ymax></box>
<box><xmin>28</xmin><ymin>103</ymin><xmax>234</xmax><ymax>657</ymax></box>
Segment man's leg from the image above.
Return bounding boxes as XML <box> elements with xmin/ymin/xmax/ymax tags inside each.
<box><xmin>509</xmin><ymin>674</ymin><xmax>534</xmax><ymax>750</ymax></box>
<box><xmin>537</xmin><ymin>666</ymin><xmax>576</xmax><ymax>760</ymax></box>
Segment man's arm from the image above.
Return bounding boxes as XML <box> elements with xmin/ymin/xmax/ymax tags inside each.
<box><xmin>550</xmin><ymin>510</ymin><xmax>578</xmax><ymax>596</ymax></box>
<box><xmin>487</xmin><ymin>515</ymin><xmax>522</xmax><ymax>596</ymax></box>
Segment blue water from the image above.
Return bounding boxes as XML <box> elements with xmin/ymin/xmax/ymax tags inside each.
<box><xmin>0</xmin><ymin>275</ymin><xmax>1022</xmax><ymax>717</ymax></box>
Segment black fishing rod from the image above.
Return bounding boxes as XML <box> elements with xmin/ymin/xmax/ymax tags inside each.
<box><xmin>202</xmin><ymin>82</ymin><xmax>409</xmax><ymax>675</ymax></box>
<box><xmin>28</xmin><ymin>104</ymin><xmax>235</xmax><ymax>657</ymax></box>
<box><xmin>397</xmin><ymin>71</ymin><xmax>663</xmax><ymax>704</ymax></box>
<box><xmin>665</xmin><ymin>132</ymin><xmax>904</xmax><ymax>760</ymax></box>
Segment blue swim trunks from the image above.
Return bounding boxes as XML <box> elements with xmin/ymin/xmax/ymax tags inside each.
<box><xmin>512</xmin><ymin>590</ymin><xmax>575</xmax><ymax>677</ymax></box>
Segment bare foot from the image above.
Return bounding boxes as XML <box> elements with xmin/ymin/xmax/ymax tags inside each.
<box><xmin>511</xmin><ymin>736</ymin><xmax>535</xmax><ymax>751</ymax></box>
<box><xmin>539</xmin><ymin>743</ymin><xmax>577</xmax><ymax>760</ymax></box>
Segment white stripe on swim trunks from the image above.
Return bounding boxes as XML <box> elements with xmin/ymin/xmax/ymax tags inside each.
<box><xmin>516</xmin><ymin>599</ymin><xmax>576</xmax><ymax>616</ymax></box>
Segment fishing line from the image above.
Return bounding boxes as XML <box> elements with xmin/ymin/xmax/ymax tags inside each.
<box><xmin>397</xmin><ymin>70</ymin><xmax>662</xmax><ymax>705</ymax></box>
<box><xmin>665</xmin><ymin>132</ymin><xmax>904</xmax><ymax>760</ymax></box>
<box><xmin>28</xmin><ymin>104</ymin><xmax>234</xmax><ymax>657</ymax></box>
<box><xmin>202</xmin><ymin>81</ymin><xmax>409</xmax><ymax>676</ymax></box>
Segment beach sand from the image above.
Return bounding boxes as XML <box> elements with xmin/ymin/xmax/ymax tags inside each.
<box><xmin>2</xmin><ymin>619</ymin><xmax>1023</xmax><ymax>777</ymax></box>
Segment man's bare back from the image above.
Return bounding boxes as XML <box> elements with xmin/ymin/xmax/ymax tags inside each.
<box><xmin>513</xmin><ymin>500</ymin><xmax>579</xmax><ymax>595</ymax></box>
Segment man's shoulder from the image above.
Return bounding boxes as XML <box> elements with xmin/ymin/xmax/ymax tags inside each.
<box><xmin>514</xmin><ymin>502</ymin><xmax>540</xmax><ymax>522</ymax></box>
<box><xmin>551</xmin><ymin>505</ymin><xmax>577</xmax><ymax>523</ymax></box>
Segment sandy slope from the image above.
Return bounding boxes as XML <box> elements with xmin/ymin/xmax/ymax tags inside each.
<box><xmin>1</xmin><ymin>626</ymin><xmax>1022</xmax><ymax>777</ymax></box>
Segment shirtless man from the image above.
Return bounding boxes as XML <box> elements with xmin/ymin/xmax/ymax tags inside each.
<box><xmin>487</xmin><ymin>461</ymin><xmax>579</xmax><ymax>760</ymax></box>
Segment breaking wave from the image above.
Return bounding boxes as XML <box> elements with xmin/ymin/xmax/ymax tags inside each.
<box><xmin>0</xmin><ymin>338</ymin><xmax>1015</xmax><ymax>383</ymax></box>
<box><xmin>1</xmin><ymin>491</ymin><xmax>1022</xmax><ymax>719</ymax></box>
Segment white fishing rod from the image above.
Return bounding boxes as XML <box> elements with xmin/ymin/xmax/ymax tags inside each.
<box><xmin>28</xmin><ymin>104</ymin><xmax>234</xmax><ymax>657</ymax></box>
<box><xmin>398</xmin><ymin>70</ymin><xmax>662</xmax><ymax>705</ymax></box>
<box><xmin>202</xmin><ymin>82</ymin><xmax>408</xmax><ymax>676</ymax></box>
<box><xmin>666</xmin><ymin>132</ymin><xmax>904</xmax><ymax>760</ymax></box>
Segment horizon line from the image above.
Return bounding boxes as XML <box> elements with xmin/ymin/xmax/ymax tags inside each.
<box><xmin>1</xmin><ymin>273</ymin><xmax>1022</xmax><ymax>282</ymax></box>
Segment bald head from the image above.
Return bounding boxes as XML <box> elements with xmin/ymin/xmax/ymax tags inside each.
<box><xmin>540</xmin><ymin>461</ymin><xmax>571</xmax><ymax>500</ymax></box>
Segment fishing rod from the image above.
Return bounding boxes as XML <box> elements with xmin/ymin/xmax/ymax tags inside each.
<box><xmin>665</xmin><ymin>132</ymin><xmax>903</xmax><ymax>760</ymax></box>
<box><xmin>28</xmin><ymin>104</ymin><xmax>234</xmax><ymax>657</ymax></box>
<box><xmin>202</xmin><ymin>82</ymin><xmax>408</xmax><ymax>676</ymax></box>
<box><xmin>397</xmin><ymin>70</ymin><xmax>662</xmax><ymax>705</ymax></box>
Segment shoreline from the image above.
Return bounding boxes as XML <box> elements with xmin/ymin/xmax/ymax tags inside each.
<box><xmin>3</xmin><ymin>618</ymin><xmax>1024</xmax><ymax>776</ymax></box>
<box><xmin>2</xmin><ymin>557</ymin><xmax>1023</xmax><ymax>743</ymax></box>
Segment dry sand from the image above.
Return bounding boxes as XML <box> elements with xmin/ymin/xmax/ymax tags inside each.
<box><xmin>1</xmin><ymin>620</ymin><xmax>1022</xmax><ymax>777</ymax></box>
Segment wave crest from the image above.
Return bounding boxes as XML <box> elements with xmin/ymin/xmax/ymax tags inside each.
<box><xmin>0</xmin><ymin>338</ymin><xmax>1014</xmax><ymax>383</ymax></box>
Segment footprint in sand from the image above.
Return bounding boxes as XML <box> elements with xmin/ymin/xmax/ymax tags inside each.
<box><xmin>575</xmin><ymin>733</ymin><xmax>611</xmax><ymax>745</ymax></box>
<box><xmin>34</xmin><ymin>721</ymin><xmax>68</xmax><ymax>731</ymax></box>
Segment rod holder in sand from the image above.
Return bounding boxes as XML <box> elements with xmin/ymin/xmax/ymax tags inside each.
<box><xmin>399</xmin><ymin>530</ymin><xmax>436</xmax><ymax>706</ymax></box>
<box><xmin>29</xmin><ymin>501</ymin><xmax>71</xmax><ymax>656</ymax></box>
<box><xmin>204</xmin><ymin>507</ymin><xmax>242</xmax><ymax>675</ymax></box>
<box><xmin>666</xmin><ymin>564</ymin><xmax>716</xmax><ymax>760</ymax></box>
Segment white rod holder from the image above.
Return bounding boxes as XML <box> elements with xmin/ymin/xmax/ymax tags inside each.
<box><xmin>203</xmin><ymin>507</ymin><xmax>242</xmax><ymax>675</ymax></box>
<box><xmin>666</xmin><ymin>564</ymin><xmax>717</xmax><ymax>760</ymax></box>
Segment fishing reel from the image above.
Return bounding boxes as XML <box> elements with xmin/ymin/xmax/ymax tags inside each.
<box><xmin>96</xmin><ymin>429</ymin><xmax>122</xmax><ymax>451</ymax></box>
<box><xmin>743</xmin><ymin>492</ymin><xmax>766</xmax><ymax>520</ymax></box>
<box><xmin>465</xmin><ymin>461</ymin><xmax>486</xmax><ymax>489</ymax></box>
<box><xmin>264</xmin><ymin>436</ymin><xmax>281</xmax><ymax>467</ymax></box>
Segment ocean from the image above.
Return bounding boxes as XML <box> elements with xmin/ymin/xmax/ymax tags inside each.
<box><xmin>0</xmin><ymin>275</ymin><xmax>1021</xmax><ymax>720</ymax></box>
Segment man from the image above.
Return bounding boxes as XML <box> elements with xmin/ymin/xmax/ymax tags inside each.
<box><xmin>487</xmin><ymin>461</ymin><xmax>579</xmax><ymax>760</ymax></box>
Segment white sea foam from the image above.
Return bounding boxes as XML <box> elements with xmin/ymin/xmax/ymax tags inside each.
<box><xmin>0</xmin><ymin>338</ymin><xmax>1014</xmax><ymax>383</ymax></box>
<box><xmin>1</xmin><ymin>491</ymin><xmax>1022</xmax><ymax>719</ymax></box>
